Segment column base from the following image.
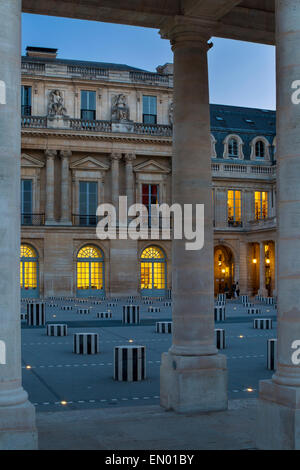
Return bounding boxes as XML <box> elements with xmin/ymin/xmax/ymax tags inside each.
<box><xmin>160</xmin><ymin>351</ymin><xmax>228</xmax><ymax>413</ymax></box>
<box><xmin>257</xmin><ymin>379</ymin><xmax>300</xmax><ymax>450</ymax></box>
<box><xmin>0</xmin><ymin>399</ymin><xmax>38</xmax><ymax>450</ymax></box>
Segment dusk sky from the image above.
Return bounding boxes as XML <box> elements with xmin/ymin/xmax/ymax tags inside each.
<box><xmin>22</xmin><ymin>13</ymin><xmax>276</xmax><ymax>110</ymax></box>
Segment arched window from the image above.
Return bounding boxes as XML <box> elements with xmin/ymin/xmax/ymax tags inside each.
<box><xmin>20</xmin><ymin>244</ymin><xmax>39</xmax><ymax>298</ymax></box>
<box><xmin>228</xmin><ymin>138</ymin><xmax>239</xmax><ymax>158</ymax></box>
<box><xmin>77</xmin><ymin>245</ymin><xmax>105</xmax><ymax>297</ymax></box>
<box><xmin>140</xmin><ymin>246</ymin><xmax>166</xmax><ymax>296</ymax></box>
<box><xmin>255</xmin><ymin>140</ymin><xmax>265</xmax><ymax>158</ymax></box>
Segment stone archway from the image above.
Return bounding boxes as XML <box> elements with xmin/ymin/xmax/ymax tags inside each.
<box><xmin>214</xmin><ymin>245</ymin><xmax>234</xmax><ymax>297</ymax></box>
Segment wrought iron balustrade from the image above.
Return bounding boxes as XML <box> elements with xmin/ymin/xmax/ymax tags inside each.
<box><xmin>21</xmin><ymin>213</ymin><xmax>45</xmax><ymax>226</ymax></box>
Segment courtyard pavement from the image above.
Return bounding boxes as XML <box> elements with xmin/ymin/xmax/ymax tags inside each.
<box><xmin>21</xmin><ymin>296</ymin><xmax>276</xmax><ymax>449</ymax></box>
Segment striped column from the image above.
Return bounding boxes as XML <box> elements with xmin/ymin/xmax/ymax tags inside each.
<box><xmin>247</xmin><ymin>308</ymin><xmax>261</xmax><ymax>315</ymax></box>
<box><xmin>164</xmin><ymin>301</ymin><xmax>172</xmax><ymax>307</ymax></box>
<box><xmin>244</xmin><ymin>302</ymin><xmax>253</xmax><ymax>308</ymax></box>
<box><xmin>122</xmin><ymin>305</ymin><xmax>140</xmax><ymax>324</ymax></box>
<box><xmin>217</xmin><ymin>294</ymin><xmax>226</xmax><ymax>302</ymax></box>
<box><xmin>77</xmin><ymin>308</ymin><xmax>90</xmax><ymax>315</ymax></box>
<box><xmin>61</xmin><ymin>305</ymin><xmax>73</xmax><ymax>310</ymax></box>
<box><xmin>241</xmin><ymin>295</ymin><xmax>249</xmax><ymax>304</ymax></box>
<box><xmin>73</xmin><ymin>333</ymin><xmax>99</xmax><ymax>354</ymax></box>
<box><xmin>47</xmin><ymin>324</ymin><xmax>68</xmax><ymax>337</ymax></box>
<box><xmin>215</xmin><ymin>301</ymin><xmax>225</xmax><ymax>307</ymax></box>
<box><xmin>144</xmin><ymin>300</ymin><xmax>153</xmax><ymax>305</ymax></box>
<box><xmin>265</xmin><ymin>297</ymin><xmax>275</xmax><ymax>305</ymax></box>
<box><xmin>267</xmin><ymin>338</ymin><xmax>277</xmax><ymax>371</ymax></box>
<box><xmin>214</xmin><ymin>306</ymin><xmax>225</xmax><ymax>322</ymax></box>
<box><xmin>114</xmin><ymin>345</ymin><xmax>146</xmax><ymax>381</ymax></box>
<box><xmin>27</xmin><ymin>302</ymin><xmax>45</xmax><ymax>326</ymax></box>
<box><xmin>254</xmin><ymin>318</ymin><xmax>273</xmax><ymax>330</ymax></box>
<box><xmin>148</xmin><ymin>307</ymin><xmax>160</xmax><ymax>313</ymax></box>
<box><xmin>97</xmin><ymin>312</ymin><xmax>112</xmax><ymax>319</ymax></box>
<box><xmin>156</xmin><ymin>322</ymin><xmax>172</xmax><ymax>333</ymax></box>
<box><xmin>20</xmin><ymin>313</ymin><xmax>27</xmax><ymax>321</ymax></box>
<box><xmin>215</xmin><ymin>329</ymin><xmax>225</xmax><ymax>349</ymax></box>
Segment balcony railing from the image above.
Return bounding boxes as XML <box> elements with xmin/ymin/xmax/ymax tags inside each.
<box><xmin>22</xmin><ymin>115</ymin><xmax>47</xmax><ymax>128</ymax></box>
<box><xmin>67</xmin><ymin>65</ymin><xmax>109</xmax><ymax>78</ymax></box>
<box><xmin>69</xmin><ymin>118</ymin><xmax>112</xmax><ymax>132</ymax></box>
<box><xmin>133</xmin><ymin>123</ymin><xmax>172</xmax><ymax>136</ymax></box>
<box><xmin>228</xmin><ymin>219</ymin><xmax>243</xmax><ymax>228</ymax></box>
<box><xmin>212</xmin><ymin>162</ymin><xmax>276</xmax><ymax>179</ymax></box>
<box><xmin>130</xmin><ymin>71</ymin><xmax>170</xmax><ymax>85</ymax></box>
<box><xmin>21</xmin><ymin>62</ymin><xmax>45</xmax><ymax>72</ymax></box>
<box><xmin>72</xmin><ymin>214</ymin><xmax>173</xmax><ymax>229</ymax></box>
<box><xmin>21</xmin><ymin>213</ymin><xmax>45</xmax><ymax>226</ymax></box>
<box><xmin>72</xmin><ymin>214</ymin><xmax>99</xmax><ymax>227</ymax></box>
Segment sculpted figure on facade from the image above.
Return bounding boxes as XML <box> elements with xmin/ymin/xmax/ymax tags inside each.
<box><xmin>48</xmin><ymin>89</ymin><xmax>67</xmax><ymax>116</ymax></box>
<box><xmin>111</xmin><ymin>94</ymin><xmax>130</xmax><ymax>121</ymax></box>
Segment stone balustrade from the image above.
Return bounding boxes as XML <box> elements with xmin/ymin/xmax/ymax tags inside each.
<box><xmin>212</xmin><ymin>162</ymin><xmax>276</xmax><ymax>179</ymax></box>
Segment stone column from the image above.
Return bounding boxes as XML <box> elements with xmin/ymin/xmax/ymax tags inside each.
<box><xmin>124</xmin><ymin>153</ymin><xmax>136</xmax><ymax>208</ymax></box>
<box><xmin>60</xmin><ymin>150</ymin><xmax>71</xmax><ymax>225</ymax></box>
<box><xmin>257</xmin><ymin>0</ymin><xmax>300</xmax><ymax>449</ymax></box>
<box><xmin>110</xmin><ymin>153</ymin><xmax>122</xmax><ymax>211</ymax></box>
<box><xmin>159</xmin><ymin>20</ymin><xmax>227</xmax><ymax>413</ymax></box>
<box><xmin>215</xmin><ymin>188</ymin><xmax>227</xmax><ymax>228</ymax></box>
<box><xmin>0</xmin><ymin>0</ymin><xmax>37</xmax><ymax>448</ymax></box>
<box><xmin>258</xmin><ymin>241</ymin><xmax>267</xmax><ymax>296</ymax></box>
<box><xmin>45</xmin><ymin>149</ymin><xmax>57</xmax><ymax>225</ymax></box>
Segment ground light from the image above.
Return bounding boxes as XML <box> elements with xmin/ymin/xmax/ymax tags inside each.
<box><xmin>25</xmin><ymin>365</ymin><xmax>31</xmax><ymax>369</ymax></box>
<box><xmin>60</xmin><ymin>400</ymin><xmax>67</xmax><ymax>406</ymax></box>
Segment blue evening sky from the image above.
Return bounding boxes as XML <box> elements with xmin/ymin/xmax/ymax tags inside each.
<box><xmin>22</xmin><ymin>13</ymin><xmax>276</xmax><ymax>110</ymax></box>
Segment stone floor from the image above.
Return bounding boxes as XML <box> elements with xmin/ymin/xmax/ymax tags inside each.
<box><xmin>37</xmin><ymin>399</ymin><xmax>257</xmax><ymax>450</ymax></box>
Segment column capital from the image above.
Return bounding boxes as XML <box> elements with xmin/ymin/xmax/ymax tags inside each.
<box><xmin>124</xmin><ymin>153</ymin><xmax>136</xmax><ymax>163</ymax></box>
<box><xmin>60</xmin><ymin>150</ymin><xmax>72</xmax><ymax>159</ymax></box>
<box><xmin>159</xmin><ymin>17</ymin><xmax>213</xmax><ymax>51</ymax></box>
<box><xmin>45</xmin><ymin>149</ymin><xmax>57</xmax><ymax>160</ymax></box>
<box><xmin>110</xmin><ymin>152</ymin><xmax>122</xmax><ymax>161</ymax></box>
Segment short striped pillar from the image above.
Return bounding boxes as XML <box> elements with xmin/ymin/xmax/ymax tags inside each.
<box><xmin>148</xmin><ymin>307</ymin><xmax>160</xmax><ymax>313</ymax></box>
<box><xmin>77</xmin><ymin>308</ymin><xmax>90</xmax><ymax>315</ymax></box>
<box><xmin>241</xmin><ymin>295</ymin><xmax>249</xmax><ymax>304</ymax></box>
<box><xmin>97</xmin><ymin>312</ymin><xmax>112</xmax><ymax>319</ymax></box>
<box><xmin>114</xmin><ymin>345</ymin><xmax>146</xmax><ymax>381</ymax></box>
<box><xmin>254</xmin><ymin>318</ymin><xmax>273</xmax><ymax>330</ymax></box>
<box><xmin>256</xmin><ymin>295</ymin><xmax>263</xmax><ymax>302</ymax></box>
<box><xmin>244</xmin><ymin>302</ymin><xmax>253</xmax><ymax>308</ymax></box>
<box><xmin>73</xmin><ymin>333</ymin><xmax>99</xmax><ymax>355</ymax></box>
<box><xmin>27</xmin><ymin>302</ymin><xmax>45</xmax><ymax>326</ymax></box>
<box><xmin>214</xmin><ymin>306</ymin><xmax>225</xmax><ymax>322</ymax></box>
<box><xmin>20</xmin><ymin>312</ymin><xmax>27</xmax><ymax>321</ymax></box>
<box><xmin>217</xmin><ymin>294</ymin><xmax>226</xmax><ymax>302</ymax></box>
<box><xmin>156</xmin><ymin>321</ymin><xmax>172</xmax><ymax>333</ymax></box>
<box><xmin>61</xmin><ymin>305</ymin><xmax>73</xmax><ymax>310</ymax></box>
<box><xmin>247</xmin><ymin>307</ymin><xmax>261</xmax><ymax>315</ymax></box>
<box><xmin>164</xmin><ymin>301</ymin><xmax>172</xmax><ymax>307</ymax></box>
<box><xmin>107</xmin><ymin>302</ymin><xmax>116</xmax><ymax>307</ymax></box>
<box><xmin>215</xmin><ymin>300</ymin><xmax>225</xmax><ymax>307</ymax></box>
<box><xmin>122</xmin><ymin>305</ymin><xmax>140</xmax><ymax>324</ymax></box>
<box><xmin>47</xmin><ymin>324</ymin><xmax>68</xmax><ymax>337</ymax></box>
<box><xmin>267</xmin><ymin>338</ymin><xmax>277</xmax><ymax>370</ymax></box>
<box><xmin>265</xmin><ymin>297</ymin><xmax>275</xmax><ymax>305</ymax></box>
<box><xmin>215</xmin><ymin>328</ymin><xmax>225</xmax><ymax>349</ymax></box>
<box><xmin>143</xmin><ymin>300</ymin><xmax>153</xmax><ymax>305</ymax></box>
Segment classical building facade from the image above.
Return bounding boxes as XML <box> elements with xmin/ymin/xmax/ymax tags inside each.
<box><xmin>20</xmin><ymin>46</ymin><xmax>276</xmax><ymax>299</ymax></box>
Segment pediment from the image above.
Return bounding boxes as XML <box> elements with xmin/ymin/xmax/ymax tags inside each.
<box><xmin>133</xmin><ymin>159</ymin><xmax>170</xmax><ymax>174</ymax></box>
<box><xmin>21</xmin><ymin>153</ymin><xmax>44</xmax><ymax>168</ymax></box>
<box><xmin>70</xmin><ymin>156</ymin><xmax>109</xmax><ymax>171</ymax></box>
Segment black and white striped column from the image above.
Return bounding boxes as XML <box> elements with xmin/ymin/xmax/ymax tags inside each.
<box><xmin>148</xmin><ymin>307</ymin><xmax>160</xmax><ymax>313</ymax></box>
<box><xmin>265</xmin><ymin>297</ymin><xmax>275</xmax><ymax>305</ymax></box>
<box><xmin>217</xmin><ymin>294</ymin><xmax>226</xmax><ymax>302</ymax></box>
<box><xmin>156</xmin><ymin>322</ymin><xmax>172</xmax><ymax>333</ymax></box>
<box><xmin>267</xmin><ymin>338</ymin><xmax>277</xmax><ymax>370</ymax></box>
<box><xmin>164</xmin><ymin>301</ymin><xmax>172</xmax><ymax>307</ymax></box>
<box><xmin>20</xmin><ymin>312</ymin><xmax>27</xmax><ymax>321</ymax></box>
<box><xmin>254</xmin><ymin>318</ymin><xmax>273</xmax><ymax>330</ymax></box>
<box><xmin>214</xmin><ymin>306</ymin><xmax>225</xmax><ymax>322</ymax></box>
<box><xmin>114</xmin><ymin>345</ymin><xmax>146</xmax><ymax>381</ymax></box>
<box><xmin>77</xmin><ymin>308</ymin><xmax>90</xmax><ymax>315</ymax></box>
<box><xmin>215</xmin><ymin>328</ymin><xmax>225</xmax><ymax>349</ymax></box>
<box><xmin>27</xmin><ymin>302</ymin><xmax>45</xmax><ymax>326</ymax></box>
<box><xmin>46</xmin><ymin>324</ymin><xmax>68</xmax><ymax>337</ymax></box>
<box><xmin>247</xmin><ymin>308</ymin><xmax>261</xmax><ymax>315</ymax></box>
<box><xmin>143</xmin><ymin>300</ymin><xmax>153</xmax><ymax>305</ymax></box>
<box><xmin>241</xmin><ymin>295</ymin><xmax>249</xmax><ymax>304</ymax></box>
<box><xmin>97</xmin><ymin>312</ymin><xmax>112</xmax><ymax>319</ymax></box>
<box><xmin>73</xmin><ymin>333</ymin><xmax>99</xmax><ymax>354</ymax></box>
<box><xmin>122</xmin><ymin>305</ymin><xmax>140</xmax><ymax>324</ymax></box>
<box><xmin>215</xmin><ymin>300</ymin><xmax>225</xmax><ymax>307</ymax></box>
<box><xmin>244</xmin><ymin>302</ymin><xmax>253</xmax><ymax>308</ymax></box>
<box><xmin>61</xmin><ymin>305</ymin><xmax>73</xmax><ymax>310</ymax></box>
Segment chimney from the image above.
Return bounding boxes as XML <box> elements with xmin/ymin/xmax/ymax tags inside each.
<box><xmin>26</xmin><ymin>46</ymin><xmax>58</xmax><ymax>59</ymax></box>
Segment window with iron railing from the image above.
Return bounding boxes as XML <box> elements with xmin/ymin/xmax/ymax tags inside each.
<box><xmin>81</xmin><ymin>90</ymin><xmax>96</xmax><ymax>120</ymax></box>
<box><xmin>143</xmin><ymin>95</ymin><xmax>157</xmax><ymax>125</ymax></box>
<box><xmin>21</xmin><ymin>85</ymin><xmax>32</xmax><ymax>116</ymax></box>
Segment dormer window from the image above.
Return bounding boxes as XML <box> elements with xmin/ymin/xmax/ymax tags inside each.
<box><xmin>255</xmin><ymin>140</ymin><xmax>265</xmax><ymax>158</ymax></box>
<box><xmin>228</xmin><ymin>138</ymin><xmax>238</xmax><ymax>158</ymax></box>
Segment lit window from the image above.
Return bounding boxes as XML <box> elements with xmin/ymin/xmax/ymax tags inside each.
<box><xmin>140</xmin><ymin>246</ymin><xmax>166</xmax><ymax>293</ymax></box>
<box><xmin>77</xmin><ymin>245</ymin><xmax>104</xmax><ymax>295</ymax></box>
<box><xmin>228</xmin><ymin>138</ymin><xmax>239</xmax><ymax>158</ymax></box>
<box><xmin>20</xmin><ymin>244</ymin><xmax>38</xmax><ymax>297</ymax></box>
<box><xmin>227</xmin><ymin>190</ymin><xmax>242</xmax><ymax>226</ymax></box>
<box><xmin>255</xmin><ymin>140</ymin><xmax>265</xmax><ymax>159</ymax></box>
<box><xmin>255</xmin><ymin>191</ymin><xmax>268</xmax><ymax>220</ymax></box>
